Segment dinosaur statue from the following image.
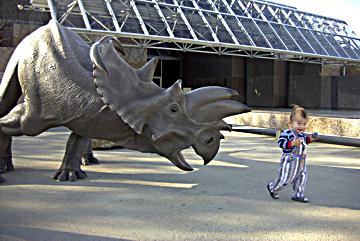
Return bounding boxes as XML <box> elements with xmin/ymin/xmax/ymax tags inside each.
<box><xmin>0</xmin><ymin>20</ymin><xmax>250</xmax><ymax>182</ymax></box>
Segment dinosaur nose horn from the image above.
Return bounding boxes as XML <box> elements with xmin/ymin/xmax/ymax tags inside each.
<box><xmin>185</xmin><ymin>86</ymin><xmax>251</xmax><ymax>123</ymax></box>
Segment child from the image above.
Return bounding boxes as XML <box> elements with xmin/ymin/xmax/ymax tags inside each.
<box><xmin>267</xmin><ymin>105</ymin><xmax>318</xmax><ymax>203</ymax></box>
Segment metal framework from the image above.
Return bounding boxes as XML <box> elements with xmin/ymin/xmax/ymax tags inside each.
<box><xmin>27</xmin><ymin>0</ymin><xmax>360</xmax><ymax>65</ymax></box>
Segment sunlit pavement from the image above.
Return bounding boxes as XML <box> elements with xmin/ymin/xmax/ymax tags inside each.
<box><xmin>0</xmin><ymin>127</ymin><xmax>359</xmax><ymax>241</ymax></box>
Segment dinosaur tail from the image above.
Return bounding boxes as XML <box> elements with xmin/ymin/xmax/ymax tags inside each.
<box><xmin>0</xmin><ymin>48</ymin><xmax>22</xmax><ymax>118</ymax></box>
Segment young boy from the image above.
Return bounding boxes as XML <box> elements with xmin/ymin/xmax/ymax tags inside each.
<box><xmin>267</xmin><ymin>105</ymin><xmax>318</xmax><ymax>203</ymax></box>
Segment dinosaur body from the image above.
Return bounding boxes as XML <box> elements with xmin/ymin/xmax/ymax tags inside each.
<box><xmin>0</xmin><ymin>21</ymin><xmax>250</xmax><ymax>181</ymax></box>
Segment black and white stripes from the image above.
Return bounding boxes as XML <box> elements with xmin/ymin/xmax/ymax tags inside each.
<box><xmin>268</xmin><ymin>129</ymin><xmax>309</xmax><ymax>199</ymax></box>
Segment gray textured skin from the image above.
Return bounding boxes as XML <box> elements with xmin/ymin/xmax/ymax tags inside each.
<box><xmin>0</xmin><ymin>21</ymin><xmax>250</xmax><ymax>182</ymax></box>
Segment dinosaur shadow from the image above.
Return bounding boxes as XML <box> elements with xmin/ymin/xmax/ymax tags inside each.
<box><xmin>0</xmin><ymin>226</ymin><xmax>132</xmax><ymax>241</ymax></box>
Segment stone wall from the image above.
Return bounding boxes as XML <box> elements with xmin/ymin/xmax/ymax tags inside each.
<box><xmin>226</xmin><ymin>111</ymin><xmax>360</xmax><ymax>138</ymax></box>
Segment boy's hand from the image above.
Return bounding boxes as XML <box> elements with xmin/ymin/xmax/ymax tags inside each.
<box><xmin>309</xmin><ymin>135</ymin><xmax>319</xmax><ymax>142</ymax></box>
<box><xmin>291</xmin><ymin>139</ymin><xmax>301</xmax><ymax>147</ymax></box>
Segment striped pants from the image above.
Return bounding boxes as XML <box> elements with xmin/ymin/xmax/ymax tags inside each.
<box><xmin>268</xmin><ymin>153</ymin><xmax>308</xmax><ymax>198</ymax></box>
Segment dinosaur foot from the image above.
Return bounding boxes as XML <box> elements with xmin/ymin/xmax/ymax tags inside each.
<box><xmin>0</xmin><ymin>159</ymin><xmax>14</xmax><ymax>173</ymax></box>
<box><xmin>82</xmin><ymin>154</ymin><xmax>100</xmax><ymax>165</ymax></box>
<box><xmin>53</xmin><ymin>168</ymin><xmax>87</xmax><ymax>182</ymax></box>
<box><xmin>6</xmin><ymin>162</ymin><xmax>14</xmax><ymax>171</ymax></box>
<box><xmin>0</xmin><ymin>174</ymin><xmax>5</xmax><ymax>183</ymax></box>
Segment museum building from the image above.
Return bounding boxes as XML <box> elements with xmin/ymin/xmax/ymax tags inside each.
<box><xmin>1</xmin><ymin>0</ymin><xmax>360</xmax><ymax>110</ymax></box>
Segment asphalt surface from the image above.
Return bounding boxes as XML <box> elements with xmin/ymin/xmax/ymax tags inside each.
<box><xmin>0</xmin><ymin>128</ymin><xmax>359</xmax><ymax>241</ymax></box>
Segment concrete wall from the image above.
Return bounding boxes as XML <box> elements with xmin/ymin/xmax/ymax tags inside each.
<box><xmin>245</xmin><ymin>58</ymin><xmax>288</xmax><ymax>108</ymax></box>
<box><xmin>338</xmin><ymin>75</ymin><xmax>360</xmax><ymax>109</ymax></box>
<box><xmin>182</xmin><ymin>53</ymin><xmax>248</xmax><ymax>102</ymax></box>
<box><xmin>320</xmin><ymin>76</ymin><xmax>332</xmax><ymax>109</ymax></box>
<box><xmin>0</xmin><ymin>47</ymin><xmax>14</xmax><ymax>72</ymax></box>
<box><xmin>183</xmin><ymin>54</ymin><xmax>360</xmax><ymax>110</ymax></box>
<box><xmin>0</xmin><ymin>0</ymin><xmax>50</xmax><ymax>26</ymax></box>
<box><xmin>182</xmin><ymin>53</ymin><xmax>232</xmax><ymax>89</ymax></box>
<box><xmin>230</xmin><ymin>57</ymin><xmax>246</xmax><ymax>103</ymax></box>
<box><xmin>273</xmin><ymin>61</ymin><xmax>288</xmax><ymax>107</ymax></box>
<box><xmin>288</xmin><ymin>62</ymin><xmax>322</xmax><ymax>108</ymax></box>
<box><xmin>246</xmin><ymin>58</ymin><xmax>275</xmax><ymax>107</ymax></box>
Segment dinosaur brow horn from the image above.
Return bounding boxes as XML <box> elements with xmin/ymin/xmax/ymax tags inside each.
<box><xmin>185</xmin><ymin>86</ymin><xmax>250</xmax><ymax>123</ymax></box>
<box><xmin>185</xmin><ymin>86</ymin><xmax>238</xmax><ymax>110</ymax></box>
<box><xmin>192</xmin><ymin>100</ymin><xmax>251</xmax><ymax>123</ymax></box>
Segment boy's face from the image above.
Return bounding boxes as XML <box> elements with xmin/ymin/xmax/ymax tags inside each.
<box><xmin>291</xmin><ymin>113</ymin><xmax>307</xmax><ymax>134</ymax></box>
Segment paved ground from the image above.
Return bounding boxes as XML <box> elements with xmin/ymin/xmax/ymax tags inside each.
<box><xmin>0</xmin><ymin>128</ymin><xmax>359</xmax><ymax>241</ymax></box>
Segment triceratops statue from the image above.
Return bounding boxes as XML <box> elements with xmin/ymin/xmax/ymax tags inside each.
<box><xmin>0</xmin><ymin>20</ymin><xmax>250</xmax><ymax>182</ymax></box>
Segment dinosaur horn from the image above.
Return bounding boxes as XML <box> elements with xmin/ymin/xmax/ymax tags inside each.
<box><xmin>137</xmin><ymin>57</ymin><xmax>158</xmax><ymax>82</ymax></box>
<box><xmin>193</xmin><ymin>100</ymin><xmax>251</xmax><ymax>123</ymax></box>
<box><xmin>185</xmin><ymin>86</ymin><xmax>238</xmax><ymax>109</ymax></box>
<box><xmin>185</xmin><ymin>86</ymin><xmax>250</xmax><ymax>123</ymax></box>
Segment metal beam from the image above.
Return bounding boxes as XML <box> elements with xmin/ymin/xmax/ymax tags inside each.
<box><xmin>191</xmin><ymin>0</ymin><xmax>220</xmax><ymax>43</ymax></box>
<box><xmin>130</xmin><ymin>0</ymin><xmax>149</xmax><ymax>35</ymax></box>
<box><xmin>77</xmin><ymin>0</ymin><xmax>91</xmax><ymax>30</ymax></box>
<box><xmin>221</xmin><ymin>0</ymin><xmax>255</xmax><ymax>46</ymax></box>
<box><xmin>105</xmin><ymin>0</ymin><xmax>121</xmax><ymax>32</ymax></box>
<box><xmin>27</xmin><ymin>0</ymin><xmax>360</xmax><ymax>65</ymax></box>
<box><xmin>207</xmin><ymin>0</ymin><xmax>239</xmax><ymax>45</ymax></box>
<box><xmin>152</xmin><ymin>0</ymin><xmax>175</xmax><ymax>38</ymax></box>
<box><xmin>171</xmin><ymin>0</ymin><xmax>198</xmax><ymax>41</ymax></box>
<box><xmin>46</xmin><ymin>0</ymin><xmax>57</xmax><ymax>20</ymax></box>
<box><xmin>237</xmin><ymin>0</ymin><xmax>273</xmax><ymax>48</ymax></box>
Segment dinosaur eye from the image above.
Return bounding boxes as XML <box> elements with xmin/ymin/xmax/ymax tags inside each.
<box><xmin>206</xmin><ymin>137</ymin><xmax>214</xmax><ymax>144</ymax></box>
<box><xmin>169</xmin><ymin>103</ymin><xmax>179</xmax><ymax>113</ymax></box>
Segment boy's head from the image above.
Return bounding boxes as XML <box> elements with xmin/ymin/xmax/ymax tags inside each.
<box><xmin>289</xmin><ymin>105</ymin><xmax>308</xmax><ymax>134</ymax></box>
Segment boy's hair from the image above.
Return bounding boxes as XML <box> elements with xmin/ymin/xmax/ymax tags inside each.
<box><xmin>290</xmin><ymin>105</ymin><xmax>308</xmax><ymax>122</ymax></box>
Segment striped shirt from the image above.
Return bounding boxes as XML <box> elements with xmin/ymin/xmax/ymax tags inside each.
<box><xmin>278</xmin><ymin>129</ymin><xmax>311</xmax><ymax>154</ymax></box>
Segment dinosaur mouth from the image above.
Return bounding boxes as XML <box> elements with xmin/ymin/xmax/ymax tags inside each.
<box><xmin>170</xmin><ymin>151</ymin><xmax>194</xmax><ymax>171</ymax></box>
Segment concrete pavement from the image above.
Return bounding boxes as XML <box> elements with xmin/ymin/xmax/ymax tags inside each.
<box><xmin>0</xmin><ymin>127</ymin><xmax>359</xmax><ymax>241</ymax></box>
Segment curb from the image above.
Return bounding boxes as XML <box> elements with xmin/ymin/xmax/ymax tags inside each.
<box><xmin>232</xmin><ymin>125</ymin><xmax>360</xmax><ymax>148</ymax></box>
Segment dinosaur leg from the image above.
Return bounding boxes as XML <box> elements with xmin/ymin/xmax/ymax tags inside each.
<box><xmin>0</xmin><ymin>131</ymin><xmax>14</xmax><ymax>173</ymax></box>
<box><xmin>53</xmin><ymin>132</ymin><xmax>88</xmax><ymax>182</ymax></box>
<box><xmin>0</xmin><ymin>174</ymin><xmax>4</xmax><ymax>183</ymax></box>
<box><xmin>81</xmin><ymin>138</ymin><xmax>99</xmax><ymax>165</ymax></box>
<box><xmin>0</xmin><ymin>93</ymin><xmax>23</xmax><ymax>181</ymax></box>
<box><xmin>0</xmin><ymin>103</ymin><xmax>25</xmax><ymax>136</ymax></box>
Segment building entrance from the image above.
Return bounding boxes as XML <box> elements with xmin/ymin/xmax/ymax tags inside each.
<box><xmin>152</xmin><ymin>58</ymin><xmax>182</xmax><ymax>88</ymax></box>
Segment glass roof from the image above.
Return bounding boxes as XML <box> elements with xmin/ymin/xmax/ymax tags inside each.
<box><xmin>29</xmin><ymin>0</ymin><xmax>360</xmax><ymax>64</ymax></box>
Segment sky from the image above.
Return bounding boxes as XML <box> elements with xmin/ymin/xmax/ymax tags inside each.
<box><xmin>269</xmin><ymin>0</ymin><xmax>360</xmax><ymax>37</ymax></box>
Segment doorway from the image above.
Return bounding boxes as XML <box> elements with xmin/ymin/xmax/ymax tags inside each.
<box><xmin>152</xmin><ymin>58</ymin><xmax>182</xmax><ymax>88</ymax></box>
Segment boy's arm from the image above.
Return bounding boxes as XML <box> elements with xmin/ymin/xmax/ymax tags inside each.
<box><xmin>306</xmin><ymin>132</ymin><xmax>319</xmax><ymax>144</ymax></box>
<box><xmin>277</xmin><ymin>131</ymin><xmax>292</xmax><ymax>149</ymax></box>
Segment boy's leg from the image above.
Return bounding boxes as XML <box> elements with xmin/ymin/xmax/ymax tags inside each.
<box><xmin>292</xmin><ymin>158</ymin><xmax>308</xmax><ymax>202</ymax></box>
<box><xmin>269</xmin><ymin>154</ymin><xmax>298</xmax><ymax>193</ymax></box>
